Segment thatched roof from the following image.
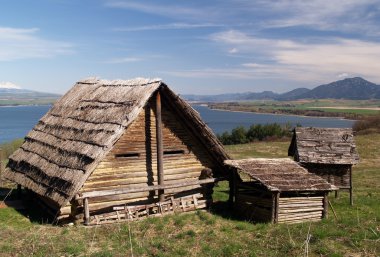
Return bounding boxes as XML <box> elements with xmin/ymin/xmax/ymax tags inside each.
<box><xmin>3</xmin><ymin>78</ymin><xmax>229</xmax><ymax>207</ymax></box>
<box><xmin>225</xmin><ymin>158</ymin><xmax>336</xmax><ymax>192</ymax></box>
<box><xmin>288</xmin><ymin>127</ymin><xmax>359</xmax><ymax>165</ymax></box>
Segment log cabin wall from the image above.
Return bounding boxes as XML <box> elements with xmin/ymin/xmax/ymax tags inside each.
<box><xmin>76</xmin><ymin>97</ymin><xmax>215</xmax><ymax>215</ymax></box>
<box><xmin>302</xmin><ymin>164</ymin><xmax>351</xmax><ymax>188</ymax></box>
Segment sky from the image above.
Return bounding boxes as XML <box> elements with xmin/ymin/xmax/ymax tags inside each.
<box><xmin>1</xmin><ymin>0</ymin><xmax>380</xmax><ymax>94</ymax></box>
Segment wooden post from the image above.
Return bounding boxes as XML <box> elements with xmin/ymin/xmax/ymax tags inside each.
<box><xmin>349</xmin><ymin>166</ymin><xmax>353</xmax><ymax>206</ymax></box>
<box><xmin>272</xmin><ymin>192</ymin><xmax>280</xmax><ymax>223</ymax></box>
<box><xmin>322</xmin><ymin>192</ymin><xmax>328</xmax><ymax>219</ymax></box>
<box><xmin>228</xmin><ymin>170</ymin><xmax>236</xmax><ymax>208</ymax></box>
<box><xmin>17</xmin><ymin>184</ymin><xmax>22</xmax><ymax>199</ymax></box>
<box><xmin>156</xmin><ymin>91</ymin><xmax>165</xmax><ymax>202</ymax></box>
<box><xmin>335</xmin><ymin>190</ymin><xmax>339</xmax><ymax>198</ymax></box>
<box><xmin>83</xmin><ymin>198</ymin><xmax>90</xmax><ymax>225</ymax></box>
<box><xmin>0</xmin><ymin>149</ymin><xmax>2</xmax><ymax>187</ymax></box>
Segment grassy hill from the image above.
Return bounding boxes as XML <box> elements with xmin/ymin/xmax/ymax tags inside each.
<box><xmin>0</xmin><ymin>134</ymin><xmax>379</xmax><ymax>256</ymax></box>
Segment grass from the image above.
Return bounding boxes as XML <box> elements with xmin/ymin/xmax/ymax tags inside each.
<box><xmin>210</xmin><ymin>99</ymin><xmax>380</xmax><ymax>117</ymax></box>
<box><xmin>0</xmin><ymin>134</ymin><xmax>379</xmax><ymax>256</ymax></box>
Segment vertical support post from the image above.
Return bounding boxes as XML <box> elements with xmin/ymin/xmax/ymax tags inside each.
<box><xmin>228</xmin><ymin>169</ymin><xmax>236</xmax><ymax>208</ymax></box>
<box><xmin>322</xmin><ymin>192</ymin><xmax>328</xmax><ymax>219</ymax></box>
<box><xmin>272</xmin><ymin>192</ymin><xmax>280</xmax><ymax>223</ymax></box>
<box><xmin>84</xmin><ymin>198</ymin><xmax>90</xmax><ymax>225</ymax></box>
<box><xmin>0</xmin><ymin>149</ymin><xmax>2</xmax><ymax>188</ymax></box>
<box><xmin>17</xmin><ymin>184</ymin><xmax>22</xmax><ymax>199</ymax></box>
<box><xmin>349</xmin><ymin>166</ymin><xmax>353</xmax><ymax>206</ymax></box>
<box><xmin>335</xmin><ymin>190</ymin><xmax>339</xmax><ymax>198</ymax></box>
<box><xmin>156</xmin><ymin>91</ymin><xmax>165</xmax><ymax>202</ymax></box>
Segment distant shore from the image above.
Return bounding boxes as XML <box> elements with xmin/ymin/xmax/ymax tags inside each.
<box><xmin>207</xmin><ymin>106</ymin><xmax>356</xmax><ymax>121</ymax></box>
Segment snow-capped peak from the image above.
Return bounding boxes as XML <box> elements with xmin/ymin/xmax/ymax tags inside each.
<box><xmin>0</xmin><ymin>82</ymin><xmax>21</xmax><ymax>89</ymax></box>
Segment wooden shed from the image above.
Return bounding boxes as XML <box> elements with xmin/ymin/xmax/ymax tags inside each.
<box><xmin>288</xmin><ymin>127</ymin><xmax>359</xmax><ymax>205</ymax></box>
<box><xmin>2</xmin><ymin>78</ymin><xmax>229</xmax><ymax>225</ymax></box>
<box><xmin>225</xmin><ymin>158</ymin><xmax>336</xmax><ymax>224</ymax></box>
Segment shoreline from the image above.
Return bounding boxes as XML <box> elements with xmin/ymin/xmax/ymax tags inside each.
<box><xmin>204</xmin><ymin>106</ymin><xmax>357</xmax><ymax>121</ymax></box>
<box><xmin>0</xmin><ymin>104</ymin><xmax>52</xmax><ymax>108</ymax></box>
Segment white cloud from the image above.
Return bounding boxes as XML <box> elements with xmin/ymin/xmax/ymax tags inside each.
<box><xmin>114</xmin><ymin>23</ymin><xmax>223</xmax><ymax>32</ymax></box>
<box><xmin>169</xmin><ymin>30</ymin><xmax>380</xmax><ymax>83</ymax></box>
<box><xmin>228</xmin><ymin>48</ymin><xmax>238</xmax><ymax>54</ymax></box>
<box><xmin>337</xmin><ymin>73</ymin><xmax>349</xmax><ymax>79</ymax></box>
<box><xmin>105</xmin><ymin>57</ymin><xmax>142</xmax><ymax>64</ymax></box>
<box><xmin>105</xmin><ymin>1</ymin><xmax>209</xmax><ymax>21</ymax></box>
<box><xmin>0</xmin><ymin>27</ymin><xmax>73</xmax><ymax>61</ymax></box>
<box><xmin>240</xmin><ymin>0</ymin><xmax>380</xmax><ymax>35</ymax></box>
<box><xmin>0</xmin><ymin>82</ymin><xmax>21</xmax><ymax>89</ymax></box>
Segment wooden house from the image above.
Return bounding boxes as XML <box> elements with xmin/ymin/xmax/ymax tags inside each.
<box><xmin>2</xmin><ymin>78</ymin><xmax>229</xmax><ymax>225</ymax></box>
<box><xmin>225</xmin><ymin>158</ymin><xmax>336</xmax><ymax>224</ymax></box>
<box><xmin>288</xmin><ymin>127</ymin><xmax>359</xmax><ymax>205</ymax></box>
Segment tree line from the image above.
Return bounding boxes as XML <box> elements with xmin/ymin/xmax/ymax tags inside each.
<box><xmin>217</xmin><ymin>123</ymin><xmax>299</xmax><ymax>145</ymax></box>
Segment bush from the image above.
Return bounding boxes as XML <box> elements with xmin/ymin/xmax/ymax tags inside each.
<box><xmin>353</xmin><ymin>115</ymin><xmax>380</xmax><ymax>134</ymax></box>
<box><xmin>217</xmin><ymin>123</ymin><xmax>294</xmax><ymax>145</ymax></box>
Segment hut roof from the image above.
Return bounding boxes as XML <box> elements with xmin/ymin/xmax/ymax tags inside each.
<box><xmin>288</xmin><ymin>127</ymin><xmax>359</xmax><ymax>165</ymax></box>
<box><xmin>224</xmin><ymin>158</ymin><xmax>336</xmax><ymax>192</ymax></box>
<box><xmin>2</xmin><ymin>78</ymin><xmax>229</xmax><ymax>207</ymax></box>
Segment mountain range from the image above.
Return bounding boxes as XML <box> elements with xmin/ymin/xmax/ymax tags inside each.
<box><xmin>1</xmin><ymin>77</ymin><xmax>379</xmax><ymax>104</ymax></box>
<box><xmin>0</xmin><ymin>88</ymin><xmax>60</xmax><ymax>99</ymax></box>
<box><xmin>183</xmin><ymin>77</ymin><xmax>380</xmax><ymax>102</ymax></box>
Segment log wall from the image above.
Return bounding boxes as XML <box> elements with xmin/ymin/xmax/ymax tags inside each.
<box><xmin>303</xmin><ymin>164</ymin><xmax>351</xmax><ymax>188</ymax></box>
<box><xmin>278</xmin><ymin>196</ymin><xmax>324</xmax><ymax>224</ymax></box>
<box><xmin>73</xmin><ymin>99</ymin><xmax>215</xmax><ymax>216</ymax></box>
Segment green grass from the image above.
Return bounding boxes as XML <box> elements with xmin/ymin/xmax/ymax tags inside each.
<box><xmin>0</xmin><ymin>134</ymin><xmax>379</xmax><ymax>256</ymax></box>
<box><xmin>210</xmin><ymin>99</ymin><xmax>380</xmax><ymax>117</ymax></box>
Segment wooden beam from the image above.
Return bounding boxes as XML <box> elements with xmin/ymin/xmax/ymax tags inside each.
<box><xmin>228</xmin><ymin>169</ymin><xmax>236</xmax><ymax>208</ymax></box>
<box><xmin>76</xmin><ymin>177</ymin><xmax>221</xmax><ymax>200</ymax></box>
<box><xmin>349</xmin><ymin>166</ymin><xmax>353</xmax><ymax>206</ymax></box>
<box><xmin>156</xmin><ymin>91</ymin><xmax>165</xmax><ymax>202</ymax></box>
<box><xmin>83</xmin><ymin>198</ymin><xmax>90</xmax><ymax>225</ymax></box>
<box><xmin>322</xmin><ymin>192</ymin><xmax>328</xmax><ymax>219</ymax></box>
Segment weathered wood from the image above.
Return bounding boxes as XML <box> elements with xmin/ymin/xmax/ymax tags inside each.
<box><xmin>350</xmin><ymin>166</ymin><xmax>353</xmax><ymax>206</ymax></box>
<box><xmin>156</xmin><ymin>91</ymin><xmax>165</xmax><ymax>202</ymax></box>
<box><xmin>274</xmin><ymin>192</ymin><xmax>279</xmax><ymax>223</ymax></box>
<box><xmin>322</xmin><ymin>193</ymin><xmax>328</xmax><ymax>219</ymax></box>
<box><xmin>84</xmin><ymin>198</ymin><xmax>90</xmax><ymax>225</ymax></box>
<box><xmin>278</xmin><ymin>207</ymin><xmax>324</xmax><ymax>214</ymax></box>
<box><xmin>76</xmin><ymin>177</ymin><xmax>218</xmax><ymax>200</ymax></box>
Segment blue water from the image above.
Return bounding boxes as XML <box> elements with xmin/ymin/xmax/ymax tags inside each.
<box><xmin>0</xmin><ymin>105</ymin><xmax>355</xmax><ymax>143</ymax></box>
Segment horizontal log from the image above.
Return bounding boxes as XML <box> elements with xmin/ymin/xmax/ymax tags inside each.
<box><xmin>279</xmin><ymin>203</ymin><xmax>322</xmax><ymax>208</ymax></box>
<box><xmin>279</xmin><ymin>211</ymin><xmax>322</xmax><ymax>218</ymax></box>
<box><xmin>76</xmin><ymin>177</ymin><xmax>220</xmax><ymax>200</ymax></box>
<box><xmin>279</xmin><ymin>207</ymin><xmax>324</xmax><ymax>214</ymax></box>
<box><xmin>278</xmin><ymin>218</ymin><xmax>321</xmax><ymax>224</ymax></box>
<box><xmin>279</xmin><ymin>196</ymin><xmax>323</xmax><ymax>201</ymax></box>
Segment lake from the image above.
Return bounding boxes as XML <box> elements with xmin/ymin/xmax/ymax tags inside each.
<box><xmin>0</xmin><ymin>105</ymin><xmax>355</xmax><ymax>143</ymax></box>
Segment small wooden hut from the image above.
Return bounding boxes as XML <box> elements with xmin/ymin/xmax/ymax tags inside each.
<box><xmin>2</xmin><ymin>78</ymin><xmax>229</xmax><ymax>225</ymax></box>
<box><xmin>288</xmin><ymin>127</ymin><xmax>359</xmax><ymax>205</ymax></box>
<box><xmin>225</xmin><ymin>158</ymin><xmax>336</xmax><ymax>224</ymax></box>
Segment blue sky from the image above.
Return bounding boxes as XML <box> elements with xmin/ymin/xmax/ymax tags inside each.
<box><xmin>1</xmin><ymin>0</ymin><xmax>380</xmax><ymax>94</ymax></box>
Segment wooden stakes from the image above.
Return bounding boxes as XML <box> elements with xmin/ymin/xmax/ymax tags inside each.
<box><xmin>156</xmin><ymin>91</ymin><xmax>165</xmax><ymax>202</ymax></box>
<box><xmin>83</xmin><ymin>198</ymin><xmax>90</xmax><ymax>225</ymax></box>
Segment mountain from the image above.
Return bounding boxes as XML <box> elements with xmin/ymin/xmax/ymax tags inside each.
<box><xmin>276</xmin><ymin>88</ymin><xmax>311</xmax><ymax>100</ymax></box>
<box><xmin>0</xmin><ymin>84</ymin><xmax>61</xmax><ymax>105</ymax></box>
<box><xmin>0</xmin><ymin>88</ymin><xmax>60</xmax><ymax>99</ymax></box>
<box><xmin>297</xmin><ymin>77</ymin><xmax>380</xmax><ymax>100</ymax></box>
<box><xmin>183</xmin><ymin>77</ymin><xmax>380</xmax><ymax>102</ymax></box>
<box><xmin>184</xmin><ymin>91</ymin><xmax>278</xmax><ymax>102</ymax></box>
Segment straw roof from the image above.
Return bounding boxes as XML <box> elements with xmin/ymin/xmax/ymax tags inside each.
<box><xmin>288</xmin><ymin>127</ymin><xmax>359</xmax><ymax>165</ymax></box>
<box><xmin>3</xmin><ymin>78</ymin><xmax>229</xmax><ymax>207</ymax></box>
<box><xmin>225</xmin><ymin>158</ymin><xmax>336</xmax><ymax>192</ymax></box>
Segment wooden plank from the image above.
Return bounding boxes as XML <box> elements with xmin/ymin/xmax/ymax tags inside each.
<box><xmin>84</xmin><ymin>198</ymin><xmax>90</xmax><ymax>225</ymax></box>
<box><xmin>76</xmin><ymin>177</ymin><xmax>219</xmax><ymax>200</ymax></box>
<box><xmin>156</xmin><ymin>92</ymin><xmax>165</xmax><ymax>202</ymax></box>
<box><xmin>279</xmin><ymin>207</ymin><xmax>324</xmax><ymax>214</ymax></box>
